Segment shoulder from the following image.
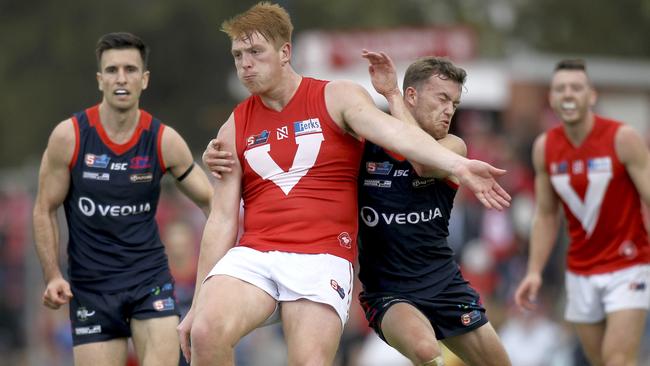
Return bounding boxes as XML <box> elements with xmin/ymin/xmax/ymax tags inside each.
<box><xmin>47</xmin><ymin>118</ymin><xmax>77</xmax><ymax>163</ymax></box>
<box><xmin>438</xmin><ymin>134</ymin><xmax>466</xmax><ymax>157</ymax></box>
<box><xmin>615</xmin><ymin>124</ymin><xmax>646</xmax><ymax>164</ymax></box>
<box><xmin>531</xmin><ymin>132</ymin><xmax>548</xmax><ymax>170</ymax></box>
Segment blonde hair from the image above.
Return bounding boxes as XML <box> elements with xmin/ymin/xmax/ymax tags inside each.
<box><xmin>221</xmin><ymin>2</ymin><xmax>293</xmax><ymax>49</ymax></box>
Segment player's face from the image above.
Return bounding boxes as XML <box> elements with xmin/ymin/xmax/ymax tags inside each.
<box><xmin>231</xmin><ymin>32</ymin><xmax>286</xmax><ymax>95</ymax></box>
<box><xmin>96</xmin><ymin>48</ymin><xmax>149</xmax><ymax>111</ymax></box>
<box><xmin>408</xmin><ymin>75</ymin><xmax>461</xmax><ymax>140</ymax></box>
<box><xmin>549</xmin><ymin>70</ymin><xmax>595</xmax><ymax>125</ymax></box>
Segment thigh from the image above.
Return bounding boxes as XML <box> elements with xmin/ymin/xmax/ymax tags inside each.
<box><xmin>564</xmin><ymin>270</ymin><xmax>604</xmax><ymax>323</ymax></box>
<box><xmin>73</xmin><ymin>338</ymin><xmax>128</xmax><ymax>366</ymax></box>
<box><xmin>193</xmin><ymin>274</ymin><xmax>277</xmax><ymax>342</ymax></box>
<box><xmin>442</xmin><ymin>322</ymin><xmax>511</xmax><ymax>366</ymax></box>
<box><xmin>573</xmin><ymin>321</ymin><xmax>606</xmax><ymax>365</ymax></box>
<box><xmin>281</xmin><ymin>298</ymin><xmax>343</xmax><ymax>366</ymax></box>
<box><xmin>69</xmin><ymin>285</ymin><xmax>130</xmax><ymax>346</ymax></box>
<box><xmin>131</xmin><ymin>316</ymin><xmax>180</xmax><ymax>366</ymax></box>
<box><xmin>381</xmin><ymin>302</ymin><xmax>439</xmax><ymax>361</ymax></box>
<box><xmin>602</xmin><ymin>309</ymin><xmax>647</xmax><ymax>362</ymax></box>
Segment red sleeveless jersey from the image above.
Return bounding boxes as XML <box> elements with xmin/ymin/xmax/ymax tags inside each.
<box><xmin>234</xmin><ymin>77</ymin><xmax>364</xmax><ymax>262</ymax></box>
<box><xmin>545</xmin><ymin>115</ymin><xmax>650</xmax><ymax>274</ymax></box>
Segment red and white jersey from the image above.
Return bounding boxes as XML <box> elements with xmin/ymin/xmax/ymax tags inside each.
<box><xmin>234</xmin><ymin>77</ymin><xmax>364</xmax><ymax>263</ymax></box>
<box><xmin>545</xmin><ymin>115</ymin><xmax>650</xmax><ymax>274</ymax></box>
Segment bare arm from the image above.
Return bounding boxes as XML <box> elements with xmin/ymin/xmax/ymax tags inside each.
<box><xmin>161</xmin><ymin>126</ymin><xmax>213</xmax><ymax>216</ymax></box>
<box><xmin>514</xmin><ymin>133</ymin><xmax>561</xmax><ymax>310</ymax></box>
<box><xmin>33</xmin><ymin>119</ymin><xmax>75</xmax><ymax>309</ymax></box>
<box><xmin>615</xmin><ymin>125</ymin><xmax>650</xmax><ymax>205</ymax></box>
<box><xmin>325</xmin><ymin>79</ymin><xmax>510</xmax><ymax>210</ymax></box>
<box><xmin>178</xmin><ymin>115</ymin><xmax>241</xmax><ymax>362</ymax></box>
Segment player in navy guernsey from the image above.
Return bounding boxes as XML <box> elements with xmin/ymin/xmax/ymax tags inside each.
<box><xmin>356</xmin><ymin>52</ymin><xmax>511</xmax><ymax>366</ymax></box>
<box><xmin>33</xmin><ymin>32</ymin><xmax>212</xmax><ymax>366</ymax></box>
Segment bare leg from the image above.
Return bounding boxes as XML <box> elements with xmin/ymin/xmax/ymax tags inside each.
<box><xmin>73</xmin><ymin>338</ymin><xmax>128</xmax><ymax>366</ymax></box>
<box><xmin>381</xmin><ymin>302</ymin><xmax>442</xmax><ymax>365</ymax></box>
<box><xmin>442</xmin><ymin>322</ymin><xmax>511</xmax><ymax>366</ymax></box>
<box><xmin>131</xmin><ymin>315</ymin><xmax>180</xmax><ymax>366</ymax></box>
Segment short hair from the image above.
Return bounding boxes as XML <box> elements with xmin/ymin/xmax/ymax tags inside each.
<box><xmin>221</xmin><ymin>2</ymin><xmax>293</xmax><ymax>49</ymax></box>
<box><xmin>95</xmin><ymin>32</ymin><xmax>149</xmax><ymax>70</ymax></box>
<box><xmin>403</xmin><ymin>57</ymin><xmax>467</xmax><ymax>93</ymax></box>
<box><xmin>554</xmin><ymin>59</ymin><xmax>587</xmax><ymax>72</ymax></box>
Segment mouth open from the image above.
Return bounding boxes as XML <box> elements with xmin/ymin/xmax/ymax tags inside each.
<box><xmin>114</xmin><ymin>89</ymin><xmax>130</xmax><ymax>96</ymax></box>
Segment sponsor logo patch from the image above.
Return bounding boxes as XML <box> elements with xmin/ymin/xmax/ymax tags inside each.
<box><xmin>82</xmin><ymin>171</ymin><xmax>110</xmax><ymax>181</ymax></box>
<box><xmin>130</xmin><ymin>173</ymin><xmax>153</xmax><ymax>183</ymax></box>
<box><xmin>76</xmin><ymin>307</ymin><xmax>96</xmax><ymax>322</ymax></box>
<box><xmin>130</xmin><ymin>156</ymin><xmax>151</xmax><ymax>169</ymax></box>
<box><xmin>550</xmin><ymin>161</ymin><xmax>568</xmax><ymax>175</ymax></box>
<box><xmin>293</xmin><ymin>118</ymin><xmax>322</xmax><ymax>136</ymax></box>
<box><xmin>366</xmin><ymin>161</ymin><xmax>393</xmax><ymax>175</ymax></box>
<box><xmin>153</xmin><ymin>297</ymin><xmax>175</xmax><ymax>311</ymax></box>
<box><xmin>338</xmin><ymin>232</ymin><xmax>352</xmax><ymax>249</ymax></box>
<box><xmin>247</xmin><ymin>130</ymin><xmax>270</xmax><ymax>147</ymax></box>
<box><xmin>85</xmin><ymin>153</ymin><xmax>110</xmax><ymax>168</ymax></box>
<box><xmin>330</xmin><ymin>279</ymin><xmax>346</xmax><ymax>299</ymax></box>
<box><xmin>412</xmin><ymin>177</ymin><xmax>436</xmax><ymax>188</ymax></box>
<box><xmin>363</xmin><ymin>179</ymin><xmax>392</xmax><ymax>188</ymax></box>
<box><xmin>460</xmin><ymin>310</ymin><xmax>481</xmax><ymax>326</ymax></box>
<box><xmin>629</xmin><ymin>281</ymin><xmax>647</xmax><ymax>291</ymax></box>
<box><xmin>588</xmin><ymin>156</ymin><xmax>612</xmax><ymax>172</ymax></box>
<box><xmin>75</xmin><ymin>325</ymin><xmax>102</xmax><ymax>335</ymax></box>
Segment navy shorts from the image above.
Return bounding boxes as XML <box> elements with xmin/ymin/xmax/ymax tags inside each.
<box><xmin>359</xmin><ymin>269</ymin><xmax>488</xmax><ymax>342</ymax></box>
<box><xmin>69</xmin><ymin>276</ymin><xmax>181</xmax><ymax>346</ymax></box>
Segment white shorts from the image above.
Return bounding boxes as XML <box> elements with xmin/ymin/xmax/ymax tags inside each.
<box><xmin>206</xmin><ymin>246</ymin><xmax>354</xmax><ymax>328</ymax></box>
<box><xmin>565</xmin><ymin>264</ymin><xmax>650</xmax><ymax>323</ymax></box>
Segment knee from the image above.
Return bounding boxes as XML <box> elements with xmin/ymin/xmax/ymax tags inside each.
<box><xmin>411</xmin><ymin>339</ymin><xmax>441</xmax><ymax>365</ymax></box>
<box><xmin>190</xmin><ymin>319</ymin><xmax>236</xmax><ymax>353</ymax></box>
<box><xmin>602</xmin><ymin>352</ymin><xmax>632</xmax><ymax>366</ymax></box>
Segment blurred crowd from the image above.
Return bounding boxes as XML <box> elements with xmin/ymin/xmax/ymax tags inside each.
<box><xmin>2</xmin><ymin>108</ymin><xmax>650</xmax><ymax>366</ymax></box>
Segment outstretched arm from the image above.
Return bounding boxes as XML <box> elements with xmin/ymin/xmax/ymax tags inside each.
<box><xmin>514</xmin><ymin>133</ymin><xmax>561</xmax><ymax>311</ymax></box>
<box><xmin>33</xmin><ymin>119</ymin><xmax>75</xmax><ymax>309</ymax></box>
<box><xmin>362</xmin><ymin>49</ymin><xmax>465</xmax><ymax>179</ymax></box>
<box><xmin>325</xmin><ymin>79</ymin><xmax>511</xmax><ymax>210</ymax></box>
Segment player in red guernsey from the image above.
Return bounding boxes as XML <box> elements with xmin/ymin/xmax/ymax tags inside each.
<box><xmin>178</xmin><ymin>3</ymin><xmax>511</xmax><ymax>365</ymax></box>
<box><xmin>515</xmin><ymin>59</ymin><xmax>650</xmax><ymax>366</ymax></box>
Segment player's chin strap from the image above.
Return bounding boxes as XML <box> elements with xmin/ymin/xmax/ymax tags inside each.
<box><xmin>422</xmin><ymin>356</ymin><xmax>445</xmax><ymax>366</ymax></box>
<box><xmin>176</xmin><ymin>162</ymin><xmax>195</xmax><ymax>182</ymax></box>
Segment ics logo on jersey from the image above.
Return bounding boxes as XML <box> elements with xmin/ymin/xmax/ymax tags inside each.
<box><xmin>130</xmin><ymin>156</ymin><xmax>151</xmax><ymax>169</ymax></box>
<box><xmin>338</xmin><ymin>232</ymin><xmax>352</xmax><ymax>249</ymax></box>
<box><xmin>330</xmin><ymin>279</ymin><xmax>346</xmax><ymax>299</ymax></box>
<box><xmin>85</xmin><ymin>153</ymin><xmax>110</xmax><ymax>168</ymax></box>
<box><xmin>460</xmin><ymin>310</ymin><xmax>481</xmax><ymax>326</ymax></box>
<box><xmin>293</xmin><ymin>118</ymin><xmax>321</xmax><ymax>136</ymax></box>
<box><xmin>247</xmin><ymin>130</ymin><xmax>270</xmax><ymax>147</ymax></box>
<box><xmin>366</xmin><ymin>161</ymin><xmax>393</xmax><ymax>175</ymax></box>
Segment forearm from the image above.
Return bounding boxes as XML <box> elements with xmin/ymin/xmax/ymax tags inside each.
<box><xmin>392</xmin><ymin>122</ymin><xmax>466</xmax><ymax>174</ymax></box>
<box><xmin>191</xmin><ymin>215</ymin><xmax>238</xmax><ymax>304</ymax></box>
<box><xmin>384</xmin><ymin>91</ymin><xmax>418</xmax><ymax>127</ymax></box>
<box><xmin>526</xmin><ymin>213</ymin><xmax>560</xmax><ymax>275</ymax></box>
<box><xmin>33</xmin><ymin>208</ymin><xmax>63</xmax><ymax>282</ymax></box>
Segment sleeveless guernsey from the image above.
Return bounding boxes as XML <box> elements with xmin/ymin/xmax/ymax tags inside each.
<box><xmin>357</xmin><ymin>142</ymin><xmax>458</xmax><ymax>294</ymax></box>
<box><xmin>545</xmin><ymin>115</ymin><xmax>650</xmax><ymax>274</ymax></box>
<box><xmin>234</xmin><ymin>77</ymin><xmax>364</xmax><ymax>263</ymax></box>
<box><xmin>64</xmin><ymin>105</ymin><xmax>169</xmax><ymax>291</ymax></box>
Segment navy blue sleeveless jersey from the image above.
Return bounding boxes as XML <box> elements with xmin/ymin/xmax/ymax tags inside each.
<box><xmin>357</xmin><ymin>142</ymin><xmax>458</xmax><ymax>295</ymax></box>
<box><xmin>63</xmin><ymin>105</ymin><xmax>170</xmax><ymax>292</ymax></box>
